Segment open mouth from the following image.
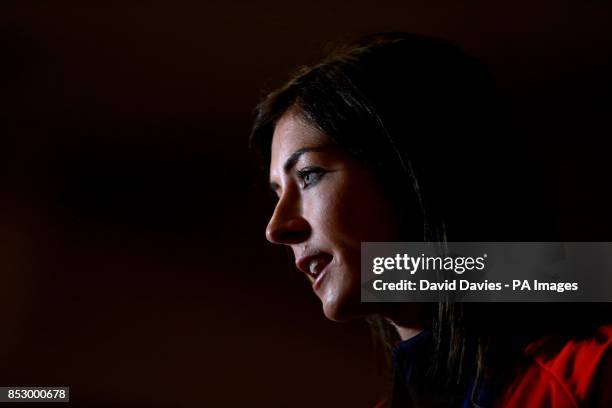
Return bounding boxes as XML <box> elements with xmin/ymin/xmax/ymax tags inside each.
<box><xmin>297</xmin><ymin>253</ymin><xmax>333</xmax><ymax>284</ymax></box>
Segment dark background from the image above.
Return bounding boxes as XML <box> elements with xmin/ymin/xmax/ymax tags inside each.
<box><xmin>1</xmin><ymin>1</ymin><xmax>611</xmax><ymax>407</ymax></box>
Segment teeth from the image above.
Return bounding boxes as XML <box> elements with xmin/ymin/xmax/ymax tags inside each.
<box><xmin>309</xmin><ymin>260</ymin><xmax>320</xmax><ymax>276</ymax></box>
<box><xmin>309</xmin><ymin>257</ymin><xmax>329</xmax><ymax>276</ymax></box>
<box><xmin>304</xmin><ymin>254</ymin><xmax>332</xmax><ymax>279</ymax></box>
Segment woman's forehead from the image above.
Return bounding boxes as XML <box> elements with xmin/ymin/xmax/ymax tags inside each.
<box><xmin>269</xmin><ymin>110</ymin><xmax>329</xmax><ymax>169</ymax></box>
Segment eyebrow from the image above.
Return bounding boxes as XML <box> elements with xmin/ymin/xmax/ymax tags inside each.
<box><xmin>283</xmin><ymin>146</ymin><xmax>325</xmax><ymax>173</ymax></box>
<box><xmin>269</xmin><ymin>146</ymin><xmax>326</xmax><ymax>192</ymax></box>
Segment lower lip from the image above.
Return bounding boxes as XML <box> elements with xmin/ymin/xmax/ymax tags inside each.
<box><xmin>312</xmin><ymin>261</ymin><xmax>332</xmax><ymax>291</ymax></box>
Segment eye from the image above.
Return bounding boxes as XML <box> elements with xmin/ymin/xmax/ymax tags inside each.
<box><xmin>296</xmin><ymin>167</ymin><xmax>326</xmax><ymax>189</ymax></box>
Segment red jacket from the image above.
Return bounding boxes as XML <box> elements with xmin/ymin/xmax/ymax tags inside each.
<box><xmin>497</xmin><ymin>324</ymin><xmax>612</xmax><ymax>407</ymax></box>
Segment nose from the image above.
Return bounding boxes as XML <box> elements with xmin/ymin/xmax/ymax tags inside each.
<box><xmin>265</xmin><ymin>193</ymin><xmax>311</xmax><ymax>245</ymax></box>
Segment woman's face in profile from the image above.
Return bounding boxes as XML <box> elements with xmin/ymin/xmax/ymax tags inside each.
<box><xmin>267</xmin><ymin>108</ymin><xmax>403</xmax><ymax>321</ymax></box>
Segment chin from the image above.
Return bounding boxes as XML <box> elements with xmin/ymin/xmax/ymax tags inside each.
<box><xmin>322</xmin><ymin>306</ymin><xmax>352</xmax><ymax>322</ymax></box>
<box><xmin>320</xmin><ymin>295</ymin><xmax>362</xmax><ymax>322</ymax></box>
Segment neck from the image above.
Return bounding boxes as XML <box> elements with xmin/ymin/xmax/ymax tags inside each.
<box><xmin>392</xmin><ymin>324</ymin><xmax>423</xmax><ymax>341</ymax></box>
<box><xmin>380</xmin><ymin>303</ymin><xmax>431</xmax><ymax>341</ymax></box>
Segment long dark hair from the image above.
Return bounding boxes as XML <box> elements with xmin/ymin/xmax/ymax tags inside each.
<box><xmin>250</xmin><ymin>32</ymin><xmax>609</xmax><ymax>405</ymax></box>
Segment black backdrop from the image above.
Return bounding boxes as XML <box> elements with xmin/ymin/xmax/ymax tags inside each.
<box><xmin>1</xmin><ymin>1</ymin><xmax>611</xmax><ymax>406</ymax></box>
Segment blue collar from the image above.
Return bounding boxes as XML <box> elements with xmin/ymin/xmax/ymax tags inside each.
<box><xmin>392</xmin><ymin>330</ymin><xmax>497</xmax><ymax>407</ymax></box>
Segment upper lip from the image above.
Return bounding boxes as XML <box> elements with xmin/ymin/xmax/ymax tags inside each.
<box><xmin>296</xmin><ymin>251</ymin><xmax>333</xmax><ymax>280</ymax></box>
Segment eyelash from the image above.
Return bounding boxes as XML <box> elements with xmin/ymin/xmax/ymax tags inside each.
<box><xmin>296</xmin><ymin>167</ymin><xmax>326</xmax><ymax>189</ymax></box>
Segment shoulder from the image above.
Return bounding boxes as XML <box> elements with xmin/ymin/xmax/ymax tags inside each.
<box><xmin>498</xmin><ymin>324</ymin><xmax>612</xmax><ymax>407</ymax></box>
<box><xmin>373</xmin><ymin>399</ymin><xmax>388</xmax><ymax>408</ymax></box>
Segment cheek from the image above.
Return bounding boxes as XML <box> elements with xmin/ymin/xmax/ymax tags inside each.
<box><xmin>335</xmin><ymin>176</ymin><xmax>400</xmax><ymax>243</ymax></box>
<box><xmin>304</xmin><ymin>172</ymin><xmax>400</xmax><ymax>260</ymax></box>
<box><xmin>307</xmin><ymin>187</ymin><xmax>358</xmax><ymax>246</ymax></box>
